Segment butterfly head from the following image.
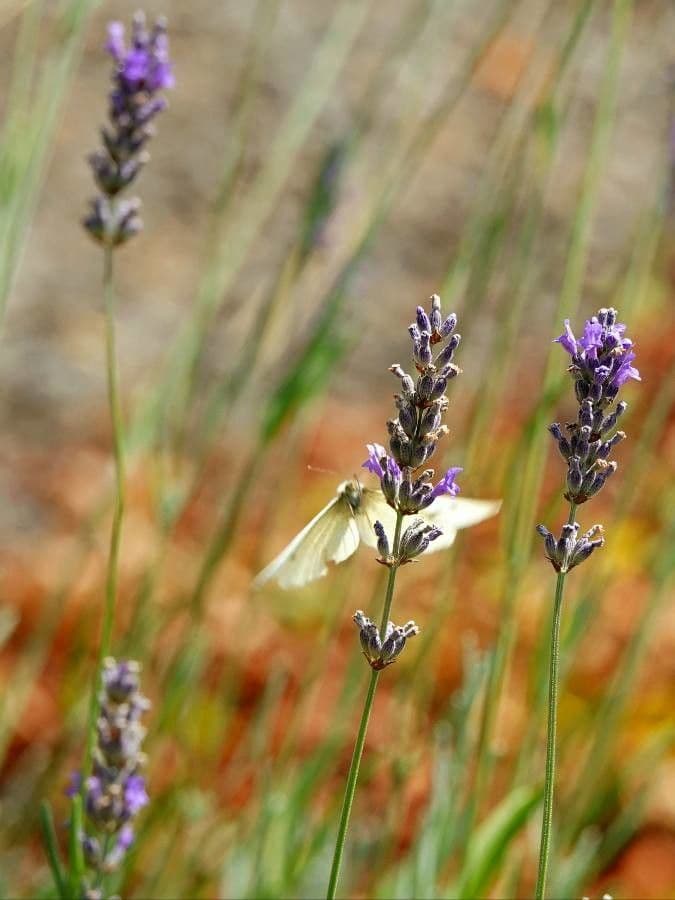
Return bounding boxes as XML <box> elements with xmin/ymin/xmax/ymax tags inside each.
<box><xmin>337</xmin><ymin>478</ymin><xmax>363</xmax><ymax>511</ymax></box>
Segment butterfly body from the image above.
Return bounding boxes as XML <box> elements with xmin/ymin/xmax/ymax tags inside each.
<box><xmin>254</xmin><ymin>479</ymin><xmax>500</xmax><ymax>590</ymax></box>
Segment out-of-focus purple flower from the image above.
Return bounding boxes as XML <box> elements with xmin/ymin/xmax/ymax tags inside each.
<box><xmin>124</xmin><ymin>775</ymin><xmax>149</xmax><ymax>816</ymax></box>
<box><xmin>69</xmin><ymin>658</ymin><xmax>150</xmax><ymax>890</ymax></box>
<box><xmin>84</xmin><ymin>12</ymin><xmax>173</xmax><ymax>245</ymax></box>
<box><xmin>430</xmin><ymin>466</ymin><xmax>462</xmax><ymax>500</ymax></box>
<box><xmin>106</xmin><ymin>16</ymin><xmax>174</xmax><ymax>93</ymax></box>
<box><xmin>117</xmin><ymin>824</ymin><xmax>135</xmax><ymax>852</ymax></box>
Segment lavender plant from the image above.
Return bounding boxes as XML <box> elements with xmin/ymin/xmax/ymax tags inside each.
<box><xmin>326</xmin><ymin>294</ymin><xmax>464</xmax><ymax>899</ymax></box>
<box><xmin>534</xmin><ymin>307</ymin><xmax>640</xmax><ymax>899</ymax></box>
<box><xmin>39</xmin><ymin>15</ymin><xmax>171</xmax><ymax>896</ymax></box>
<box><xmin>81</xmin><ymin>11</ymin><xmax>172</xmax><ymax>785</ymax></box>
<box><xmin>68</xmin><ymin>659</ymin><xmax>150</xmax><ymax>899</ymax></box>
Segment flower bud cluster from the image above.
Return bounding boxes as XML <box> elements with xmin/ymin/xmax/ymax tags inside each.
<box><xmin>353</xmin><ymin>610</ymin><xmax>420</xmax><ymax>670</ymax></box>
<box><xmin>84</xmin><ymin>13</ymin><xmax>173</xmax><ymax>245</ymax></box>
<box><xmin>362</xmin><ymin>294</ymin><xmax>463</xmax><ymax>519</ymax></box>
<box><xmin>551</xmin><ymin>307</ymin><xmax>639</xmax><ymax>505</ymax></box>
<box><xmin>536</xmin><ymin>523</ymin><xmax>604</xmax><ymax>573</ymax></box>
<box><xmin>68</xmin><ymin>659</ymin><xmax>150</xmax><ymax>888</ymax></box>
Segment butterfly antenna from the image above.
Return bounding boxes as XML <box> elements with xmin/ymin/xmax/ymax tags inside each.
<box><xmin>306</xmin><ymin>464</ymin><xmax>337</xmax><ymax>476</ymax></box>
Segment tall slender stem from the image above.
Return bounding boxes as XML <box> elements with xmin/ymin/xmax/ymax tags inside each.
<box><xmin>535</xmin><ymin>501</ymin><xmax>576</xmax><ymax>899</ymax></box>
<box><xmin>326</xmin><ymin>510</ymin><xmax>404</xmax><ymax>900</ymax></box>
<box><xmin>82</xmin><ymin>244</ymin><xmax>125</xmax><ymax>780</ymax></box>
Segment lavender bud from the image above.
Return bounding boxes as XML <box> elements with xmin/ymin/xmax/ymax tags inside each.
<box><xmin>435</xmin><ymin>333</ymin><xmax>461</xmax><ymax>368</ymax></box>
<box><xmin>431</xmin><ymin>377</ymin><xmax>447</xmax><ymax>401</ymax></box>
<box><xmin>416</xmin><ymin>373</ymin><xmax>434</xmax><ymax>404</ymax></box>
<box><xmin>430</xmin><ymin>294</ymin><xmax>442</xmax><ymax>332</ymax></box>
<box><xmin>567</xmin><ymin>457</ymin><xmax>583</xmax><ymax>494</ymax></box>
<box><xmin>353</xmin><ymin>610</ymin><xmax>381</xmax><ymax>661</ymax></box>
<box><xmin>380</xmin><ymin>621</ymin><xmax>420</xmax><ymax>665</ymax></box>
<box><xmin>573</xmin><ymin>425</ymin><xmax>591</xmax><ymax>460</ymax></box>
<box><xmin>418</xmin><ymin>331</ymin><xmax>433</xmax><ymax>366</ymax></box>
<box><xmin>439</xmin><ymin>312</ymin><xmax>457</xmax><ymax>337</ymax></box>
<box><xmin>390</xmin><ymin>364</ymin><xmax>415</xmax><ymax>399</ymax></box>
<box><xmin>398</xmin><ymin>404</ymin><xmax>417</xmax><ymax>439</ymax></box>
<box><xmin>399</xmin><ymin>518</ymin><xmax>443</xmax><ymax>561</ymax></box>
<box><xmin>601</xmin><ymin>401</ymin><xmax>627</xmax><ymax>435</ymax></box>
<box><xmin>416</xmin><ymin>306</ymin><xmax>431</xmax><ymax>333</ymax></box>
<box><xmin>536</xmin><ymin>524</ymin><xmax>558</xmax><ymax>564</ymax></box>
<box><xmin>373</xmin><ymin>521</ymin><xmax>390</xmax><ymax>560</ymax></box>
<box><xmin>579</xmin><ymin>400</ymin><xmax>594</xmax><ymax>429</ymax></box>
<box><xmin>420</xmin><ymin>405</ymin><xmax>441</xmax><ymax>436</ymax></box>
<box><xmin>549</xmin><ymin>423</ymin><xmax>572</xmax><ymax>460</ymax></box>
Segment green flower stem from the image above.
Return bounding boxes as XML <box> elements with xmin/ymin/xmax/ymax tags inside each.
<box><xmin>326</xmin><ymin>509</ymin><xmax>404</xmax><ymax>900</ymax></box>
<box><xmin>535</xmin><ymin>500</ymin><xmax>576</xmax><ymax>899</ymax></box>
<box><xmin>83</xmin><ymin>243</ymin><xmax>125</xmax><ymax>781</ymax></box>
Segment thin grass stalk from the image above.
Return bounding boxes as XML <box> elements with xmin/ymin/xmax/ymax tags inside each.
<box><xmin>326</xmin><ymin>511</ymin><xmax>404</xmax><ymax>900</ymax></box>
<box><xmin>82</xmin><ymin>244</ymin><xmax>125</xmax><ymax>782</ymax></box>
<box><xmin>39</xmin><ymin>801</ymin><xmax>68</xmax><ymax>900</ymax></box>
<box><xmin>0</xmin><ymin>0</ymin><xmax>95</xmax><ymax>322</ymax></box>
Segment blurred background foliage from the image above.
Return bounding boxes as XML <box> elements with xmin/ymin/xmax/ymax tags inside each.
<box><xmin>0</xmin><ymin>0</ymin><xmax>674</xmax><ymax>897</ymax></box>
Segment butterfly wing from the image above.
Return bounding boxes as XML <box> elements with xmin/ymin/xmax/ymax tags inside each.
<box><xmin>357</xmin><ymin>488</ymin><xmax>399</xmax><ymax>548</ymax></box>
<box><xmin>421</xmin><ymin>496</ymin><xmax>501</xmax><ymax>552</ymax></box>
<box><xmin>253</xmin><ymin>494</ymin><xmax>360</xmax><ymax>589</ymax></box>
<box><xmin>358</xmin><ymin>489</ymin><xmax>500</xmax><ymax>553</ymax></box>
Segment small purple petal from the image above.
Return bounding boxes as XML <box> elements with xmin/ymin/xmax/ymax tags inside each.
<box><xmin>123</xmin><ymin>775</ymin><xmax>149</xmax><ymax>815</ymax></box>
<box><xmin>554</xmin><ymin>320</ymin><xmax>577</xmax><ymax>356</ymax></box>
<box><xmin>362</xmin><ymin>443</ymin><xmax>387</xmax><ymax>478</ymax></box>
<box><xmin>117</xmin><ymin>824</ymin><xmax>135</xmax><ymax>851</ymax></box>
<box><xmin>105</xmin><ymin>22</ymin><xmax>126</xmax><ymax>62</ymax></box>
<box><xmin>430</xmin><ymin>466</ymin><xmax>462</xmax><ymax>500</ymax></box>
<box><xmin>579</xmin><ymin>320</ymin><xmax>603</xmax><ymax>357</ymax></box>
<box><xmin>65</xmin><ymin>771</ymin><xmax>81</xmax><ymax>797</ymax></box>
<box><xmin>613</xmin><ymin>352</ymin><xmax>641</xmax><ymax>386</ymax></box>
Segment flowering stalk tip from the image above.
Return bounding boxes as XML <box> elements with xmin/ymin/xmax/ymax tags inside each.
<box><xmin>68</xmin><ymin>658</ymin><xmax>150</xmax><ymax>894</ymax></box>
<box><xmin>84</xmin><ymin>12</ymin><xmax>173</xmax><ymax>245</ymax></box>
<box><xmin>535</xmin><ymin>307</ymin><xmax>639</xmax><ymax>900</ymax></box>
<box><xmin>361</xmin><ymin>294</ymin><xmax>462</xmax><ymax>530</ymax></box>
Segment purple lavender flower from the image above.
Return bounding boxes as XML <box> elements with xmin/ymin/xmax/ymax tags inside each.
<box><xmin>362</xmin><ymin>294</ymin><xmax>462</xmax><ymax>521</ymax></box>
<box><xmin>549</xmin><ymin>307</ymin><xmax>639</xmax><ymax>506</ymax></box>
<box><xmin>430</xmin><ymin>466</ymin><xmax>463</xmax><ymax>500</ymax></box>
<box><xmin>538</xmin><ymin>306</ymin><xmax>640</xmax><ymax>570</ymax></box>
<box><xmin>84</xmin><ymin>12</ymin><xmax>173</xmax><ymax>245</ymax></box>
<box><xmin>69</xmin><ymin>658</ymin><xmax>150</xmax><ymax>891</ymax></box>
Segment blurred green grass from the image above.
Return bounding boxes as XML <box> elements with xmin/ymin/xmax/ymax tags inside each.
<box><xmin>1</xmin><ymin>0</ymin><xmax>674</xmax><ymax>897</ymax></box>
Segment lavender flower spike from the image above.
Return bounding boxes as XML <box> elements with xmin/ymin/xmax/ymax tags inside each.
<box><xmin>68</xmin><ymin>658</ymin><xmax>150</xmax><ymax>893</ymax></box>
<box><xmin>548</xmin><ymin>307</ymin><xmax>639</xmax><ymax>507</ymax></box>
<box><xmin>535</xmin><ymin>311</ymin><xmax>640</xmax><ymax>898</ymax></box>
<box><xmin>84</xmin><ymin>11</ymin><xmax>173</xmax><ymax>245</ymax></box>
<box><xmin>363</xmin><ymin>294</ymin><xmax>462</xmax><ymax>520</ymax></box>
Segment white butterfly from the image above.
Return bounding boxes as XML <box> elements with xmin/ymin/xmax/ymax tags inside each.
<box><xmin>254</xmin><ymin>479</ymin><xmax>500</xmax><ymax>590</ymax></box>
